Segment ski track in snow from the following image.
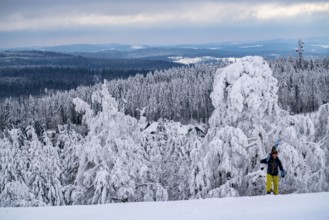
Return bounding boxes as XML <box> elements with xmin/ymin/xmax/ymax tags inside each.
<box><xmin>1</xmin><ymin>192</ymin><xmax>329</xmax><ymax>220</ymax></box>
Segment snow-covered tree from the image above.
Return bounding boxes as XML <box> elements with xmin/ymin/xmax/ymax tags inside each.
<box><xmin>209</xmin><ymin>56</ymin><xmax>278</xmax><ymax>128</ymax></box>
<box><xmin>0</xmin><ymin>129</ymin><xmax>43</xmax><ymax>207</ymax></box>
<box><xmin>0</xmin><ymin>181</ymin><xmax>44</xmax><ymax>207</ymax></box>
<box><xmin>198</xmin><ymin>56</ymin><xmax>278</xmax><ymax>197</ymax></box>
<box><xmin>72</xmin><ymin>82</ymin><xmax>146</xmax><ymax>204</ymax></box>
<box><xmin>25</xmin><ymin>127</ymin><xmax>64</xmax><ymax>205</ymax></box>
<box><xmin>197</xmin><ymin>56</ymin><xmax>328</xmax><ymax>197</ymax></box>
<box><xmin>0</xmin><ymin>127</ymin><xmax>63</xmax><ymax>206</ymax></box>
<box><xmin>57</xmin><ymin>123</ymin><xmax>83</xmax><ymax>205</ymax></box>
<box><xmin>141</xmin><ymin>120</ymin><xmax>198</xmax><ymax>201</ymax></box>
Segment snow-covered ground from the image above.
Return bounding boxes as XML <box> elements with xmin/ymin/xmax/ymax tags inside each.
<box><xmin>1</xmin><ymin>192</ymin><xmax>328</xmax><ymax>220</ymax></box>
<box><xmin>169</xmin><ymin>56</ymin><xmax>239</xmax><ymax>65</ymax></box>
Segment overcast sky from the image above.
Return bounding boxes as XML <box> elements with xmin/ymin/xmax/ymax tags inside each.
<box><xmin>0</xmin><ymin>0</ymin><xmax>328</xmax><ymax>48</ymax></box>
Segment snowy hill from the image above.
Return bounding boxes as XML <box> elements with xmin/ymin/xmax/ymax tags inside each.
<box><xmin>1</xmin><ymin>192</ymin><xmax>328</xmax><ymax>220</ymax></box>
<box><xmin>3</xmin><ymin>37</ymin><xmax>329</xmax><ymax>58</ymax></box>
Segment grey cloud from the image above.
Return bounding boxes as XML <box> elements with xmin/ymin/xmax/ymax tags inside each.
<box><xmin>0</xmin><ymin>1</ymin><xmax>189</xmax><ymax>20</ymax></box>
<box><xmin>1</xmin><ymin>0</ymin><xmax>327</xmax><ymax>13</ymax></box>
<box><xmin>0</xmin><ymin>0</ymin><xmax>327</xmax><ymax>21</ymax></box>
<box><xmin>1</xmin><ymin>19</ymin><xmax>327</xmax><ymax>48</ymax></box>
<box><xmin>0</xmin><ymin>0</ymin><xmax>327</xmax><ymax>47</ymax></box>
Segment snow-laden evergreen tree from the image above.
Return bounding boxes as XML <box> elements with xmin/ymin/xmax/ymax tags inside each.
<box><xmin>141</xmin><ymin>120</ymin><xmax>199</xmax><ymax>201</ymax></box>
<box><xmin>0</xmin><ymin>129</ymin><xmax>26</xmax><ymax>193</ymax></box>
<box><xmin>268</xmin><ymin>114</ymin><xmax>326</xmax><ymax>193</ymax></box>
<box><xmin>311</xmin><ymin>103</ymin><xmax>329</xmax><ymax>191</ymax></box>
<box><xmin>57</xmin><ymin>122</ymin><xmax>83</xmax><ymax>205</ymax></box>
<box><xmin>209</xmin><ymin>56</ymin><xmax>278</xmax><ymax>128</ymax></box>
<box><xmin>189</xmin><ymin>132</ymin><xmax>209</xmax><ymax>199</ymax></box>
<box><xmin>199</xmin><ymin>56</ymin><xmax>278</xmax><ymax>197</ymax></box>
<box><xmin>0</xmin><ymin>129</ymin><xmax>37</xmax><ymax>207</ymax></box>
<box><xmin>0</xmin><ymin>127</ymin><xmax>62</xmax><ymax>206</ymax></box>
<box><xmin>197</xmin><ymin>56</ymin><xmax>328</xmax><ymax>197</ymax></box>
<box><xmin>25</xmin><ymin>126</ymin><xmax>64</xmax><ymax>205</ymax></box>
<box><xmin>72</xmin><ymin>82</ymin><xmax>147</xmax><ymax>204</ymax></box>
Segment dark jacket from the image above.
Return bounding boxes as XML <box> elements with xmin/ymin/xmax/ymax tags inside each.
<box><xmin>261</xmin><ymin>155</ymin><xmax>284</xmax><ymax>176</ymax></box>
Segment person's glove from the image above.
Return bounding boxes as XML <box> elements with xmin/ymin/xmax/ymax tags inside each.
<box><xmin>281</xmin><ymin>170</ymin><xmax>287</xmax><ymax>178</ymax></box>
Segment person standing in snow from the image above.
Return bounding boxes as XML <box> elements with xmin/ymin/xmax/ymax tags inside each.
<box><xmin>260</xmin><ymin>148</ymin><xmax>286</xmax><ymax>195</ymax></box>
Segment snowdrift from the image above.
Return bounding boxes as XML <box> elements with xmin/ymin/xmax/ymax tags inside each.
<box><xmin>1</xmin><ymin>192</ymin><xmax>328</xmax><ymax>220</ymax></box>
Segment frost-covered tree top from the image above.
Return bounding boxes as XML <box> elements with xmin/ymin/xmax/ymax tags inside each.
<box><xmin>210</xmin><ymin>56</ymin><xmax>278</xmax><ymax>127</ymax></box>
<box><xmin>202</xmin><ymin>56</ymin><xmax>328</xmax><ymax>197</ymax></box>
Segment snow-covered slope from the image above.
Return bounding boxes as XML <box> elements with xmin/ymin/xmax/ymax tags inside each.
<box><xmin>169</xmin><ymin>56</ymin><xmax>239</xmax><ymax>65</ymax></box>
<box><xmin>1</xmin><ymin>192</ymin><xmax>328</xmax><ymax>220</ymax></box>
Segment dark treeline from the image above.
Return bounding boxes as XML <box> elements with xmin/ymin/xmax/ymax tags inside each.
<box><xmin>0</xmin><ymin>50</ymin><xmax>182</xmax><ymax>69</ymax></box>
<box><xmin>0</xmin><ymin>50</ymin><xmax>182</xmax><ymax>99</ymax></box>
<box><xmin>0</xmin><ymin>67</ymin><xmax>151</xmax><ymax>98</ymax></box>
<box><xmin>0</xmin><ymin>57</ymin><xmax>329</xmax><ymax>131</ymax></box>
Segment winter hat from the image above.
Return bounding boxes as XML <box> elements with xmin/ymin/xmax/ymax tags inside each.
<box><xmin>272</xmin><ymin>149</ymin><xmax>278</xmax><ymax>154</ymax></box>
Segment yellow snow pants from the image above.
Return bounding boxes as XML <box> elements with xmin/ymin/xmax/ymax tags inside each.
<box><xmin>266</xmin><ymin>174</ymin><xmax>279</xmax><ymax>195</ymax></box>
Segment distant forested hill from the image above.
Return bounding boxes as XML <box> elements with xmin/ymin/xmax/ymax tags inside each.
<box><xmin>0</xmin><ymin>51</ymin><xmax>182</xmax><ymax>98</ymax></box>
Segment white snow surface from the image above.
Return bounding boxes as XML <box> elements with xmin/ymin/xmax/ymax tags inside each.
<box><xmin>169</xmin><ymin>56</ymin><xmax>239</xmax><ymax>65</ymax></box>
<box><xmin>239</xmin><ymin>45</ymin><xmax>263</xmax><ymax>48</ymax></box>
<box><xmin>144</xmin><ymin>122</ymin><xmax>159</xmax><ymax>133</ymax></box>
<box><xmin>1</xmin><ymin>192</ymin><xmax>328</xmax><ymax>220</ymax></box>
<box><xmin>311</xmin><ymin>44</ymin><xmax>329</xmax><ymax>49</ymax></box>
